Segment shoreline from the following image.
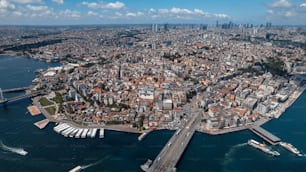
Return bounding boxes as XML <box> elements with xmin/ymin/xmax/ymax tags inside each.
<box><xmin>197</xmin><ymin>86</ymin><xmax>306</xmax><ymax>135</ymax></box>
<box><xmin>31</xmin><ymin>85</ymin><xmax>306</xmax><ymax>136</ymax></box>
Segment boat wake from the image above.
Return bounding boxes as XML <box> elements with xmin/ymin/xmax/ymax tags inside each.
<box><xmin>81</xmin><ymin>156</ymin><xmax>110</xmax><ymax>170</ymax></box>
<box><xmin>223</xmin><ymin>143</ymin><xmax>247</xmax><ymax>167</ymax></box>
<box><xmin>299</xmin><ymin>153</ymin><xmax>306</xmax><ymax>157</ymax></box>
<box><xmin>0</xmin><ymin>141</ymin><xmax>28</xmax><ymax>156</ymax></box>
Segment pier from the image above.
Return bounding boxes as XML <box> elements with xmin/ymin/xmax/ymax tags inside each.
<box><xmin>249</xmin><ymin>126</ymin><xmax>281</xmax><ymax>145</ymax></box>
<box><xmin>144</xmin><ymin>111</ymin><xmax>201</xmax><ymax>172</ymax></box>
<box><xmin>34</xmin><ymin>119</ymin><xmax>50</xmax><ymax>129</ymax></box>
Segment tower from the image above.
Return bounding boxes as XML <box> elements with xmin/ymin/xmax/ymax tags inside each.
<box><xmin>0</xmin><ymin>88</ymin><xmax>3</xmax><ymax>100</ymax></box>
<box><xmin>118</xmin><ymin>63</ymin><xmax>121</xmax><ymax>80</ymax></box>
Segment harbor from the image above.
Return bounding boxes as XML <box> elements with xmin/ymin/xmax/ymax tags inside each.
<box><xmin>53</xmin><ymin>123</ymin><xmax>104</xmax><ymax>139</ymax></box>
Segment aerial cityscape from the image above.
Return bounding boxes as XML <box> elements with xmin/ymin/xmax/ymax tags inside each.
<box><xmin>0</xmin><ymin>0</ymin><xmax>306</xmax><ymax>172</ymax></box>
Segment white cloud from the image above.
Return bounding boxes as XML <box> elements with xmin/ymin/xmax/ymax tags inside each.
<box><xmin>81</xmin><ymin>1</ymin><xmax>124</xmax><ymax>9</ymax></box>
<box><xmin>194</xmin><ymin>9</ymin><xmax>205</xmax><ymax>15</ymax></box>
<box><xmin>214</xmin><ymin>13</ymin><xmax>229</xmax><ymax>18</ymax></box>
<box><xmin>81</xmin><ymin>2</ymin><xmax>98</xmax><ymax>9</ymax></box>
<box><xmin>149</xmin><ymin>8</ymin><xmax>156</xmax><ymax>13</ymax></box>
<box><xmin>12</xmin><ymin>11</ymin><xmax>22</xmax><ymax>16</ymax></box>
<box><xmin>52</xmin><ymin>0</ymin><xmax>64</xmax><ymax>5</ymax></box>
<box><xmin>0</xmin><ymin>0</ymin><xmax>15</xmax><ymax>10</ymax></box>
<box><xmin>170</xmin><ymin>7</ymin><xmax>192</xmax><ymax>14</ymax></box>
<box><xmin>60</xmin><ymin>9</ymin><xmax>80</xmax><ymax>18</ymax></box>
<box><xmin>87</xmin><ymin>10</ymin><xmax>98</xmax><ymax>16</ymax></box>
<box><xmin>158</xmin><ymin>9</ymin><xmax>169</xmax><ymax>14</ymax></box>
<box><xmin>300</xmin><ymin>3</ymin><xmax>306</xmax><ymax>7</ymax></box>
<box><xmin>106</xmin><ymin>1</ymin><xmax>124</xmax><ymax>9</ymax></box>
<box><xmin>115</xmin><ymin>12</ymin><xmax>122</xmax><ymax>16</ymax></box>
<box><xmin>270</xmin><ymin>0</ymin><xmax>292</xmax><ymax>8</ymax></box>
<box><xmin>284</xmin><ymin>11</ymin><xmax>293</xmax><ymax>17</ymax></box>
<box><xmin>10</xmin><ymin>0</ymin><xmax>42</xmax><ymax>4</ymax></box>
<box><xmin>267</xmin><ymin>9</ymin><xmax>274</xmax><ymax>14</ymax></box>
<box><xmin>26</xmin><ymin>5</ymin><xmax>48</xmax><ymax>11</ymax></box>
<box><xmin>126</xmin><ymin>12</ymin><xmax>136</xmax><ymax>17</ymax></box>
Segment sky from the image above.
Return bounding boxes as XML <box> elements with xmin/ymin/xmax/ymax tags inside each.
<box><xmin>0</xmin><ymin>0</ymin><xmax>305</xmax><ymax>25</ymax></box>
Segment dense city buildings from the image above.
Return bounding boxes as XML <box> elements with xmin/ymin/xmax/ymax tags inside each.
<box><xmin>1</xmin><ymin>24</ymin><xmax>306</xmax><ymax>134</ymax></box>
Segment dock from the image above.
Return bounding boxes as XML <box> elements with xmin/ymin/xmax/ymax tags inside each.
<box><xmin>27</xmin><ymin>105</ymin><xmax>41</xmax><ymax>116</ymax></box>
<box><xmin>249</xmin><ymin>126</ymin><xmax>281</xmax><ymax>145</ymax></box>
<box><xmin>34</xmin><ymin>119</ymin><xmax>50</xmax><ymax>129</ymax></box>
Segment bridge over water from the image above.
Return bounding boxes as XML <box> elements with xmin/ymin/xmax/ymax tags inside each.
<box><xmin>0</xmin><ymin>87</ymin><xmax>43</xmax><ymax>105</ymax></box>
<box><xmin>143</xmin><ymin>111</ymin><xmax>201</xmax><ymax>172</ymax></box>
<box><xmin>1</xmin><ymin>86</ymin><xmax>32</xmax><ymax>93</ymax></box>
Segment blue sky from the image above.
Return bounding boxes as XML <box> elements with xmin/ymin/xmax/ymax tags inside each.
<box><xmin>0</xmin><ymin>0</ymin><xmax>305</xmax><ymax>25</ymax></box>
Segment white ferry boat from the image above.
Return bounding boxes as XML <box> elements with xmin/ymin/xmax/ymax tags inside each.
<box><xmin>248</xmin><ymin>139</ymin><xmax>280</xmax><ymax>156</ymax></box>
<box><xmin>279</xmin><ymin>142</ymin><xmax>302</xmax><ymax>156</ymax></box>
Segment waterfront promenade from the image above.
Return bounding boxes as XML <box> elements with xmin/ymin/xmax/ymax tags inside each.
<box><xmin>31</xmin><ymin>96</ymin><xmax>143</xmax><ymax>133</ymax></box>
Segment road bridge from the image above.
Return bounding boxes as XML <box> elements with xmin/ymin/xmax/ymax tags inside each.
<box><xmin>1</xmin><ymin>86</ymin><xmax>32</xmax><ymax>93</ymax></box>
<box><xmin>143</xmin><ymin>111</ymin><xmax>201</xmax><ymax>172</ymax></box>
<box><xmin>0</xmin><ymin>91</ymin><xmax>43</xmax><ymax>105</ymax></box>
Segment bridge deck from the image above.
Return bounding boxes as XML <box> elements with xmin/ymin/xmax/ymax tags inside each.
<box><xmin>0</xmin><ymin>91</ymin><xmax>43</xmax><ymax>105</ymax></box>
<box><xmin>2</xmin><ymin>86</ymin><xmax>32</xmax><ymax>93</ymax></box>
<box><xmin>146</xmin><ymin>112</ymin><xmax>200</xmax><ymax>172</ymax></box>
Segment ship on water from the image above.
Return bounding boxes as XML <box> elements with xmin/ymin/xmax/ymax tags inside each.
<box><xmin>138</xmin><ymin>132</ymin><xmax>148</xmax><ymax>141</ymax></box>
<box><xmin>279</xmin><ymin>142</ymin><xmax>302</xmax><ymax>156</ymax></box>
<box><xmin>140</xmin><ymin>159</ymin><xmax>152</xmax><ymax>172</ymax></box>
<box><xmin>0</xmin><ymin>141</ymin><xmax>28</xmax><ymax>156</ymax></box>
<box><xmin>69</xmin><ymin>165</ymin><xmax>82</xmax><ymax>172</ymax></box>
<box><xmin>248</xmin><ymin>139</ymin><xmax>280</xmax><ymax>156</ymax></box>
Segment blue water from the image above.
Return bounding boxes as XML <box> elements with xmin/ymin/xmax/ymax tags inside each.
<box><xmin>0</xmin><ymin>56</ymin><xmax>306</xmax><ymax>172</ymax></box>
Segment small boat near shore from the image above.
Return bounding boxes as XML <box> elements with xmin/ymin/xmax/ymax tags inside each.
<box><xmin>140</xmin><ymin>159</ymin><xmax>152</xmax><ymax>172</ymax></box>
<box><xmin>138</xmin><ymin>132</ymin><xmax>148</xmax><ymax>141</ymax></box>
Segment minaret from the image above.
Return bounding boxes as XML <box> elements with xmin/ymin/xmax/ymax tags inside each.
<box><xmin>118</xmin><ymin>63</ymin><xmax>121</xmax><ymax>80</ymax></box>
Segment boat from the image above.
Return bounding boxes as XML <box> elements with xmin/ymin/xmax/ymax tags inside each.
<box><xmin>53</xmin><ymin>123</ymin><xmax>70</xmax><ymax>134</ymax></box>
<box><xmin>248</xmin><ymin>139</ymin><xmax>280</xmax><ymax>156</ymax></box>
<box><xmin>69</xmin><ymin>128</ymin><xmax>79</xmax><ymax>138</ymax></box>
<box><xmin>90</xmin><ymin>128</ymin><xmax>97</xmax><ymax>138</ymax></box>
<box><xmin>75</xmin><ymin>129</ymin><xmax>84</xmax><ymax>138</ymax></box>
<box><xmin>99</xmin><ymin>128</ymin><xmax>104</xmax><ymax>138</ymax></box>
<box><xmin>81</xmin><ymin>129</ymin><xmax>89</xmax><ymax>138</ymax></box>
<box><xmin>62</xmin><ymin>127</ymin><xmax>74</xmax><ymax>137</ymax></box>
<box><xmin>69</xmin><ymin>165</ymin><xmax>82</xmax><ymax>172</ymax></box>
<box><xmin>138</xmin><ymin>132</ymin><xmax>148</xmax><ymax>141</ymax></box>
<box><xmin>87</xmin><ymin>129</ymin><xmax>93</xmax><ymax>137</ymax></box>
<box><xmin>279</xmin><ymin>142</ymin><xmax>302</xmax><ymax>156</ymax></box>
<box><xmin>0</xmin><ymin>141</ymin><xmax>28</xmax><ymax>156</ymax></box>
<box><xmin>140</xmin><ymin>159</ymin><xmax>152</xmax><ymax>172</ymax></box>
